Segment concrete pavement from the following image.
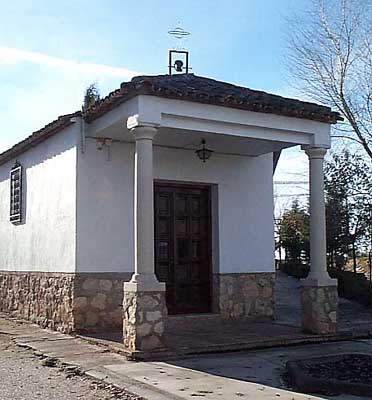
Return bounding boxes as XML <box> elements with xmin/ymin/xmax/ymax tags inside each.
<box><xmin>2</xmin><ymin>314</ymin><xmax>372</xmax><ymax>400</ymax></box>
<box><xmin>101</xmin><ymin>340</ymin><xmax>372</xmax><ymax>400</ymax></box>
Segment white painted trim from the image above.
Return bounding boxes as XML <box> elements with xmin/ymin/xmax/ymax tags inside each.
<box><xmin>160</xmin><ymin>114</ymin><xmax>311</xmax><ymax>145</ymax></box>
<box><xmin>86</xmin><ymin>94</ymin><xmax>331</xmax><ymax>152</ymax></box>
<box><xmin>138</xmin><ymin>95</ymin><xmax>331</xmax><ymax>147</ymax></box>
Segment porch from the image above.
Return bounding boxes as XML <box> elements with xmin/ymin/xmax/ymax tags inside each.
<box><xmin>82</xmin><ymin>74</ymin><xmax>341</xmax><ymax>353</ymax></box>
<box><xmin>80</xmin><ymin>271</ymin><xmax>372</xmax><ymax>360</ymax></box>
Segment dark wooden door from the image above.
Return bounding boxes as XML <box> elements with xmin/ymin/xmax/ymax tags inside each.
<box><xmin>154</xmin><ymin>183</ymin><xmax>212</xmax><ymax>314</ymax></box>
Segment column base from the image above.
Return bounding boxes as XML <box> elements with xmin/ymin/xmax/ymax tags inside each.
<box><xmin>300</xmin><ymin>279</ymin><xmax>338</xmax><ymax>335</ymax></box>
<box><xmin>123</xmin><ymin>283</ymin><xmax>167</xmax><ymax>352</ymax></box>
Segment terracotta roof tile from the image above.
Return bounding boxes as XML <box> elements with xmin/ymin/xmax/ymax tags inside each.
<box><xmin>84</xmin><ymin>74</ymin><xmax>342</xmax><ymax>124</ymax></box>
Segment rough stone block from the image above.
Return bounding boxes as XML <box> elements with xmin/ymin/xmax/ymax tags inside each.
<box><xmin>82</xmin><ymin>277</ymin><xmax>99</xmax><ymax>292</ymax></box>
<box><xmin>301</xmin><ymin>284</ymin><xmax>338</xmax><ymax>334</ymax></box>
<box><xmin>91</xmin><ymin>293</ymin><xmax>107</xmax><ymax>311</ymax></box>
<box><xmin>99</xmin><ymin>279</ymin><xmax>113</xmax><ymax>292</ymax></box>
<box><xmin>123</xmin><ymin>289</ymin><xmax>167</xmax><ymax>352</ymax></box>
<box><xmin>215</xmin><ymin>272</ymin><xmax>275</xmax><ymax>320</ymax></box>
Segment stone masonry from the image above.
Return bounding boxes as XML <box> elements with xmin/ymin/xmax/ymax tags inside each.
<box><xmin>0</xmin><ymin>272</ymin><xmax>74</xmax><ymax>333</ymax></box>
<box><xmin>73</xmin><ymin>273</ymin><xmax>131</xmax><ymax>333</ymax></box>
<box><xmin>301</xmin><ymin>284</ymin><xmax>338</xmax><ymax>334</ymax></box>
<box><xmin>1</xmin><ymin>270</ymin><xmax>275</xmax><ymax>336</ymax></box>
<box><xmin>0</xmin><ymin>271</ymin><xmax>131</xmax><ymax>334</ymax></box>
<box><xmin>123</xmin><ymin>290</ymin><xmax>167</xmax><ymax>352</ymax></box>
<box><xmin>215</xmin><ymin>272</ymin><xmax>275</xmax><ymax>320</ymax></box>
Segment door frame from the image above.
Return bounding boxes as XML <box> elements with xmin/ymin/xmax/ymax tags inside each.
<box><xmin>154</xmin><ymin>179</ymin><xmax>214</xmax><ymax>314</ymax></box>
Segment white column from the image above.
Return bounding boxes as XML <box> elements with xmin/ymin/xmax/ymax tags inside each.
<box><xmin>305</xmin><ymin>147</ymin><xmax>335</xmax><ymax>285</ymax></box>
<box><xmin>127</xmin><ymin>125</ymin><xmax>164</xmax><ymax>290</ymax></box>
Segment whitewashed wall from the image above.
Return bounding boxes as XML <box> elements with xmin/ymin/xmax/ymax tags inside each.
<box><xmin>76</xmin><ymin>139</ymin><xmax>274</xmax><ymax>274</ymax></box>
<box><xmin>76</xmin><ymin>138</ymin><xmax>134</xmax><ymax>273</ymax></box>
<box><xmin>0</xmin><ymin>126</ymin><xmax>78</xmax><ymax>272</ymax></box>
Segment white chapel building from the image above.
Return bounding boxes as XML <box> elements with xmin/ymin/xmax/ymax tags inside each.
<box><xmin>0</xmin><ymin>74</ymin><xmax>341</xmax><ymax>353</ymax></box>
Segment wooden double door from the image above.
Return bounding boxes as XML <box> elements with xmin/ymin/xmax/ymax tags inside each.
<box><xmin>154</xmin><ymin>183</ymin><xmax>212</xmax><ymax>314</ymax></box>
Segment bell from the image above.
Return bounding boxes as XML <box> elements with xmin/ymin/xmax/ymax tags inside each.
<box><xmin>174</xmin><ymin>60</ymin><xmax>184</xmax><ymax>72</ymax></box>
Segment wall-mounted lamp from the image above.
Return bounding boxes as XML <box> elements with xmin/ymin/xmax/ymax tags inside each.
<box><xmin>195</xmin><ymin>139</ymin><xmax>213</xmax><ymax>163</ymax></box>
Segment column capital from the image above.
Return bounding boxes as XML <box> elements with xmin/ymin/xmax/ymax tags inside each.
<box><xmin>127</xmin><ymin>114</ymin><xmax>159</xmax><ymax>134</ymax></box>
<box><xmin>304</xmin><ymin>147</ymin><xmax>328</xmax><ymax>159</ymax></box>
<box><xmin>131</xmin><ymin>125</ymin><xmax>158</xmax><ymax>141</ymax></box>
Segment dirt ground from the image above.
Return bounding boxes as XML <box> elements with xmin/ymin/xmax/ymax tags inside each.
<box><xmin>0</xmin><ymin>331</ymin><xmax>142</xmax><ymax>400</ymax></box>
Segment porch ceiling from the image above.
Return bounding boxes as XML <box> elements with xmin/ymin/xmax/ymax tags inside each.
<box><xmin>87</xmin><ymin>94</ymin><xmax>332</xmax><ymax>157</ymax></box>
<box><xmin>96</xmin><ymin>123</ymin><xmax>295</xmax><ymax>156</ymax></box>
<box><xmin>155</xmin><ymin>127</ymin><xmax>296</xmax><ymax>156</ymax></box>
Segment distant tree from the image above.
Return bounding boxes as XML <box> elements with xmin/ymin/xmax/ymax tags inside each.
<box><xmin>277</xmin><ymin>149</ymin><xmax>372</xmax><ymax>275</ymax></box>
<box><xmin>325</xmin><ymin>166</ymin><xmax>350</xmax><ymax>270</ymax></box>
<box><xmin>287</xmin><ymin>0</ymin><xmax>372</xmax><ymax>161</ymax></box>
<box><xmin>325</xmin><ymin>149</ymin><xmax>372</xmax><ymax>271</ymax></box>
<box><xmin>82</xmin><ymin>83</ymin><xmax>100</xmax><ymax>112</ymax></box>
<box><xmin>278</xmin><ymin>200</ymin><xmax>310</xmax><ymax>266</ymax></box>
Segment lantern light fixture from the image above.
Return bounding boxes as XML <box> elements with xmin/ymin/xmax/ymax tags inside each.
<box><xmin>195</xmin><ymin>139</ymin><xmax>213</xmax><ymax>163</ymax></box>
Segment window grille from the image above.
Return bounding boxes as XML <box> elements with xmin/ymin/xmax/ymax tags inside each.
<box><xmin>10</xmin><ymin>162</ymin><xmax>23</xmax><ymax>224</ymax></box>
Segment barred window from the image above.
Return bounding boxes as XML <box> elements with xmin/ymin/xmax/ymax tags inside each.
<box><xmin>10</xmin><ymin>162</ymin><xmax>23</xmax><ymax>224</ymax></box>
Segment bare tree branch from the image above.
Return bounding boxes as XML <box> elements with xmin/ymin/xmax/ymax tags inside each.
<box><xmin>331</xmin><ymin>135</ymin><xmax>364</xmax><ymax>144</ymax></box>
<box><xmin>286</xmin><ymin>0</ymin><xmax>372</xmax><ymax>161</ymax></box>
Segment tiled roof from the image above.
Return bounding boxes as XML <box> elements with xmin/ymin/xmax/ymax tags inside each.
<box><xmin>0</xmin><ymin>74</ymin><xmax>342</xmax><ymax>166</ymax></box>
<box><xmin>0</xmin><ymin>112</ymin><xmax>81</xmax><ymax>166</ymax></box>
<box><xmin>84</xmin><ymin>74</ymin><xmax>342</xmax><ymax>124</ymax></box>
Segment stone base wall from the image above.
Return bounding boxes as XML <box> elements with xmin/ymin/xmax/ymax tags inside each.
<box><xmin>74</xmin><ymin>272</ymin><xmax>132</xmax><ymax>333</ymax></box>
<box><xmin>0</xmin><ymin>271</ymin><xmax>131</xmax><ymax>334</ymax></box>
<box><xmin>1</xmin><ymin>270</ymin><xmax>276</xmax><ymax>334</ymax></box>
<box><xmin>214</xmin><ymin>272</ymin><xmax>275</xmax><ymax>320</ymax></box>
<box><xmin>123</xmin><ymin>290</ymin><xmax>167</xmax><ymax>352</ymax></box>
<box><xmin>301</xmin><ymin>284</ymin><xmax>338</xmax><ymax>334</ymax></box>
<box><xmin>0</xmin><ymin>272</ymin><xmax>75</xmax><ymax>332</ymax></box>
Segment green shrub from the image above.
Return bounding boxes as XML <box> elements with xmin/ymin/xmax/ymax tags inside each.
<box><xmin>330</xmin><ymin>270</ymin><xmax>372</xmax><ymax>307</ymax></box>
<box><xmin>280</xmin><ymin>262</ymin><xmax>309</xmax><ymax>279</ymax></box>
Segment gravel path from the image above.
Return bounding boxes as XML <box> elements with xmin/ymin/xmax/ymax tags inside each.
<box><xmin>0</xmin><ymin>332</ymin><xmax>141</xmax><ymax>400</ymax></box>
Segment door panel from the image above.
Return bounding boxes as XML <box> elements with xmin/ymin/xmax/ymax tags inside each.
<box><xmin>154</xmin><ymin>183</ymin><xmax>212</xmax><ymax>314</ymax></box>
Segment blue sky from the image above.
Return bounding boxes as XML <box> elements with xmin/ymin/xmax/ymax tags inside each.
<box><xmin>0</xmin><ymin>0</ymin><xmax>313</xmax><ymax>207</ymax></box>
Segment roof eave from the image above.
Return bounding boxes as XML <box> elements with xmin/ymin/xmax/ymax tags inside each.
<box><xmin>0</xmin><ymin>112</ymin><xmax>81</xmax><ymax>167</ymax></box>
